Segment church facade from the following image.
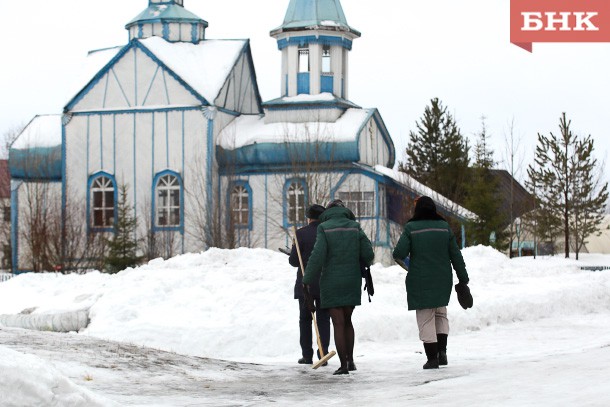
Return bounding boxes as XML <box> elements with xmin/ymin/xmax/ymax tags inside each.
<box><xmin>9</xmin><ymin>0</ymin><xmax>472</xmax><ymax>272</ymax></box>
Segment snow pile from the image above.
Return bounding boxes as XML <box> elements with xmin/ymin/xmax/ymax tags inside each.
<box><xmin>1</xmin><ymin>246</ymin><xmax>609</xmax><ymax>363</ymax></box>
<box><xmin>0</xmin><ymin>346</ymin><xmax>114</xmax><ymax>407</ymax></box>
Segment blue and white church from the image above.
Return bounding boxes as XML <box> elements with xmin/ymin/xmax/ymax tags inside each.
<box><xmin>9</xmin><ymin>0</ymin><xmax>472</xmax><ymax>272</ymax></box>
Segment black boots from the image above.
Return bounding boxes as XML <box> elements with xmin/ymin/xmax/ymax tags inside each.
<box><xmin>298</xmin><ymin>357</ymin><xmax>313</xmax><ymax>364</ymax></box>
<box><xmin>437</xmin><ymin>334</ymin><xmax>448</xmax><ymax>366</ymax></box>
<box><xmin>423</xmin><ymin>342</ymin><xmax>439</xmax><ymax>369</ymax></box>
<box><xmin>333</xmin><ymin>367</ymin><xmax>349</xmax><ymax>375</ymax></box>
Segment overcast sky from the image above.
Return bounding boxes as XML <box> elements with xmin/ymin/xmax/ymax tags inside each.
<box><xmin>1</xmin><ymin>0</ymin><xmax>609</xmax><ymax>185</ymax></box>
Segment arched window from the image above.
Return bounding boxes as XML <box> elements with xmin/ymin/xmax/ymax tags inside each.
<box><xmin>90</xmin><ymin>175</ymin><xmax>115</xmax><ymax>228</ymax></box>
<box><xmin>286</xmin><ymin>180</ymin><xmax>307</xmax><ymax>225</ymax></box>
<box><xmin>230</xmin><ymin>183</ymin><xmax>251</xmax><ymax>228</ymax></box>
<box><xmin>155</xmin><ymin>173</ymin><xmax>182</xmax><ymax>228</ymax></box>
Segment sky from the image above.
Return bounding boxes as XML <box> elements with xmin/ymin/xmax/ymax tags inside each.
<box><xmin>1</xmin><ymin>246</ymin><xmax>610</xmax><ymax>405</ymax></box>
<box><xmin>1</xmin><ymin>0</ymin><xmax>609</xmax><ymax>185</ymax></box>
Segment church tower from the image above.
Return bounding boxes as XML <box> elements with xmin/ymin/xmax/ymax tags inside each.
<box><xmin>126</xmin><ymin>0</ymin><xmax>208</xmax><ymax>44</ymax></box>
<box><xmin>270</xmin><ymin>0</ymin><xmax>360</xmax><ymax>100</ymax></box>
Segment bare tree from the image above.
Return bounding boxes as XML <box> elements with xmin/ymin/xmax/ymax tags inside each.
<box><xmin>502</xmin><ymin>118</ymin><xmax>526</xmax><ymax>257</ymax></box>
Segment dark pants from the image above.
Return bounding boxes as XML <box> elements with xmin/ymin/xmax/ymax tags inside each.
<box><xmin>298</xmin><ymin>297</ymin><xmax>330</xmax><ymax>359</ymax></box>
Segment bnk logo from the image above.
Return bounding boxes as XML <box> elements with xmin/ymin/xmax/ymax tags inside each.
<box><xmin>510</xmin><ymin>0</ymin><xmax>610</xmax><ymax>52</ymax></box>
<box><xmin>522</xmin><ymin>12</ymin><xmax>599</xmax><ymax>31</ymax></box>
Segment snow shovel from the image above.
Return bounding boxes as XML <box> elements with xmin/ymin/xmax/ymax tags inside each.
<box><xmin>293</xmin><ymin>227</ymin><xmax>336</xmax><ymax>369</ymax></box>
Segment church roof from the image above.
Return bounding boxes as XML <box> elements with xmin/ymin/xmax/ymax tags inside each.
<box><xmin>263</xmin><ymin>93</ymin><xmax>360</xmax><ymax>109</ymax></box>
<box><xmin>9</xmin><ymin>115</ymin><xmax>62</xmax><ymax>181</ymax></box>
<box><xmin>126</xmin><ymin>4</ymin><xmax>208</xmax><ymax>28</ymax></box>
<box><xmin>138</xmin><ymin>37</ymin><xmax>246</xmax><ymax>104</ymax></box>
<box><xmin>216</xmin><ymin>107</ymin><xmax>394</xmax><ymax>169</ymax></box>
<box><xmin>272</xmin><ymin>0</ymin><xmax>360</xmax><ymax>36</ymax></box>
<box><xmin>66</xmin><ymin>37</ymin><xmax>249</xmax><ymax>110</ymax></box>
<box><xmin>373</xmin><ymin>165</ymin><xmax>476</xmax><ymax>220</ymax></box>
<box><xmin>218</xmin><ymin>108</ymin><xmax>373</xmax><ymax>150</ymax></box>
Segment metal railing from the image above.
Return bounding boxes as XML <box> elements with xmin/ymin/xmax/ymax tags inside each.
<box><xmin>580</xmin><ymin>266</ymin><xmax>610</xmax><ymax>271</ymax></box>
<box><xmin>0</xmin><ymin>273</ymin><xmax>14</xmax><ymax>283</ymax></box>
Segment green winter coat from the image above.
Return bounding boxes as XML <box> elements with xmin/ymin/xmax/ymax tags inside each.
<box><xmin>303</xmin><ymin>207</ymin><xmax>375</xmax><ymax>309</ymax></box>
<box><xmin>392</xmin><ymin>220</ymin><xmax>469</xmax><ymax>310</ymax></box>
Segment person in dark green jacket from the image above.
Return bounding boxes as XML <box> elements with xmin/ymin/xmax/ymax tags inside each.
<box><xmin>393</xmin><ymin>196</ymin><xmax>470</xmax><ymax>370</ymax></box>
<box><xmin>303</xmin><ymin>199</ymin><xmax>375</xmax><ymax>375</ymax></box>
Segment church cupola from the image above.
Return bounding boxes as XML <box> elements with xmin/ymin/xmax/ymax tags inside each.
<box><xmin>270</xmin><ymin>0</ymin><xmax>361</xmax><ymax>99</ymax></box>
<box><xmin>126</xmin><ymin>0</ymin><xmax>208</xmax><ymax>43</ymax></box>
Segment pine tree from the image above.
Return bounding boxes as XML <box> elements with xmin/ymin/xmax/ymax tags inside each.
<box><xmin>527</xmin><ymin>113</ymin><xmax>609</xmax><ymax>258</ymax></box>
<box><xmin>464</xmin><ymin>120</ymin><xmax>504</xmax><ymax>247</ymax></box>
<box><xmin>569</xmin><ymin>135</ymin><xmax>609</xmax><ymax>259</ymax></box>
<box><xmin>105</xmin><ymin>184</ymin><xmax>141</xmax><ymax>273</ymax></box>
<box><xmin>399</xmin><ymin>98</ymin><xmax>470</xmax><ymax>206</ymax></box>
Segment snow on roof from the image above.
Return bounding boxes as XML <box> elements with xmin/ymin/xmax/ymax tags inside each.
<box><xmin>218</xmin><ymin>108</ymin><xmax>372</xmax><ymax>149</ymax></box>
<box><xmin>12</xmin><ymin>115</ymin><xmax>62</xmax><ymax>150</ymax></box>
<box><xmin>64</xmin><ymin>46</ymin><xmax>123</xmax><ymax>108</ymax></box>
<box><xmin>140</xmin><ymin>37</ymin><xmax>246</xmax><ymax>103</ymax></box>
<box><xmin>374</xmin><ymin>165</ymin><xmax>476</xmax><ymax>219</ymax></box>
<box><xmin>281</xmin><ymin>93</ymin><xmax>336</xmax><ymax>103</ymax></box>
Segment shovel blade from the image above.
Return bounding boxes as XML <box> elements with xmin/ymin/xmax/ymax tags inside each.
<box><xmin>312</xmin><ymin>350</ymin><xmax>336</xmax><ymax>369</ymax></box>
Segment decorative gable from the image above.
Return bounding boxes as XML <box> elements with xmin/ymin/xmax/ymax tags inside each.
<box><xmin>67</xmin><ymin>43</ymin><xmax>201</xmax><ymax>112</ymax></box>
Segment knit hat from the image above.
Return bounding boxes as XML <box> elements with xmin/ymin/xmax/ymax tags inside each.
<box><xmin>306</xmin><ymin>204</ymin><xmax>326</xmax><ymax>220</ymax></box>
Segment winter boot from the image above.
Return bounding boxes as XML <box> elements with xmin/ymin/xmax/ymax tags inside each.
<box><xmin>423</xmin><ymin>342</ymin><xmax>439</xmax><ymax>369</ymax></box>
<box><xmin>437</xmin><ymin>334</ymin><xmax>448</xmax><ymax>366</ymax></box>
<box><xmin>333</xmin><ymin>367</ymin><xmax>349</xmax><ymax>375</ymax></box>
<box><xmin>298</xmin><ymin>357</ymin><xmax>313</xmax><ymax>365</ymax></box>
<box><xmin>347</xmin><ymin>361</ymin><xmax>357</xmax><ymax>371</ymax></box>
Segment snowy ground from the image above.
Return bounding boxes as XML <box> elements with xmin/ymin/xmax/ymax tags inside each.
<box><xmin>1</xmin><ymin>246</ymin><xmax>610</xmax><ymax>406</ymax></box>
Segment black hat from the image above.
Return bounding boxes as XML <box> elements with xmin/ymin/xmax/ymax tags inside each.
<box><xmin>306</xmin><ymin>204</ymin><xmax>325</xmax><ymax>220</ymax></box>
<box><xmin>326</xmin><ymin>199</ymin><xmax>345</xmax><ymax>209</ymax></box>
<box><xmin>415</xmin><ymin>196</ymin><xmax>436</xmax><ymax>213</ymax></box>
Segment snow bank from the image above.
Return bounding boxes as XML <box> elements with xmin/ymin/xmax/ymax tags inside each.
<box><xmin>1</xmin><ymin>246</ymin><xmax>609</xmax><ymax>362</ymax></box>
<box><xmin>0</xmin><ymin>346</ymin><xmax>114</xmax><ymax>407</ymax></box>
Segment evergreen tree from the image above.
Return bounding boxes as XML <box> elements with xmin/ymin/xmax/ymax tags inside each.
<box><xmin>399</xmin><ymin>98</ymin><xmax>470</xmax><ymax>206</ymax></box>
<box><xmin>105</xmin><ymin>184</ymin><xmax>141</xmax><ymax>273</ymax></box>
<box><xmin>527</xmin><ymin>113</ymin><xmax>608</xmax><ymax>258</ymax></box>
<box><xmin>569</xmin><ymin>135</ymin><xmax>609</xmax><ymax>259</ymax></box>
<box><xmin>464</xmin><ymin>120</ymin><xmax>504</xmax><ymax>248</ymax></box>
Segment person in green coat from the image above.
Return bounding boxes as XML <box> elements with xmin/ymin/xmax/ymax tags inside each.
<box><xmin>392</xmin><ymin>196</ymin><xmax>470</xmax><ymax>369</ymax></box>
<box><xmin>303</xmin><ymin>199</ymin><xmax>375</xmax><ymax>375</ymax></box>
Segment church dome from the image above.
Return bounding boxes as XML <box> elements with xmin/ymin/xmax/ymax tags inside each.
<box><xmin>271</xmin><ymin>0</ymin><xmax>360</xmax><ymax>36</ymax></box>
<box><xmin>126</xmin><ymin>0</ymin><xmax>208</xmax><ymax>43</ymax></box>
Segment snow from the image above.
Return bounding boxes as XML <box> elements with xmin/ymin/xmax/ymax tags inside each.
<box><xmin>64</xmin><ymin>46</ymin><xmax>122</xmax><ymax>108</ymax></box>
<box><xmin>0</xmin><ymin>346</ymin><xmax>113</xmax><ymax>407</ymax></box>
<box><xmin>374</xmin><ymin>164</ymin><xmax>476</xmax><ymax>219</ymax></box>
<box><xmin>281</xmin><ymin>92</ymin><xmax>337</xmax><ymax>103</ymax></box>
<box><xmin>1</xmin><ymin>246</ymin><xmax>610</xmax><ymax>405</ymax></box>
<box><xmin>140</xmin><ymin>37</ymin><xmax>246</xmax><ymax>103</ymax></box>
<box><xmin>10</xmin><ymin>115</ymin><xmax>62</xmax><ymax>149</ymax></box>
<box><xmin>218</xmin><ymin>108</ymin><xmax>372</xmax><ymax>148</ymax></box>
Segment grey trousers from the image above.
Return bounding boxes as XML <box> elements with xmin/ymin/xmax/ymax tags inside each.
<box><xmin>416</xmin><ymin>307</ymin><xmax>449</xmax><ymax>343</ymax></box>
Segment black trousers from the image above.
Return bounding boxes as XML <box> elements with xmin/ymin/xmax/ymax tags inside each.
<box><xmin>298</xmin><ymin>297</ymin><xmax>331</xmax><ymax>359</ymax></box>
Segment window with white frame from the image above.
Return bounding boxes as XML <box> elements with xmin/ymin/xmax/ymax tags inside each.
<box><xmin>287</xmin><ymin>181</ymin><xmax>306</xmax><ymax>224</ymax></box>
<box><xmin>231</xmin><ymin>184</ymin><xmax>250</xmax><ymax>226</ymax></box>
<box><xmin>322</xmin><ymin>45</ymin><xmax>331</xmax><ymax>73</ymax></box>
<box><xmin>338</xmin><ymin>191</ymin><xmax>375</xmax><ymax>218</ymax></box>
<box><xmin>298</xmin><ymin>48</ymin><xmax>310</xmax><ymax>72</ymax></box>
<box><xmin>156</xmin><ymin>174</ymin><xmax>181</xmax><ymax>227</ymax></box>
<box><xmin>91</xmin><ymin>176</ymin><xmax>115</xmax><ymax>227</ymax></box>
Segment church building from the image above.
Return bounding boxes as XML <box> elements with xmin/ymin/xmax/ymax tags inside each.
<box><xmin>9</xmin><ymin>0</ymin><xmax>472</xmax><ymax>272</ymax></box>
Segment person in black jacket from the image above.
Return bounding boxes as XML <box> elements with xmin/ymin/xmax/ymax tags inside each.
<box><xmin>289</xmin><ymin>204</ymin><xmax>330</xmax><ymax>365</ymax></box>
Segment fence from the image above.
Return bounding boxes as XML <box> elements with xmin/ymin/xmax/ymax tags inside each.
<box><xmin>0</xmin><ymin>273</ymin><xmax>14</xmax><ymax>283</ymax></box>
<box><xmin>580</xmin><ymin>266</ymin><xmax>610</xmax><ymax>271</ymax></box>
